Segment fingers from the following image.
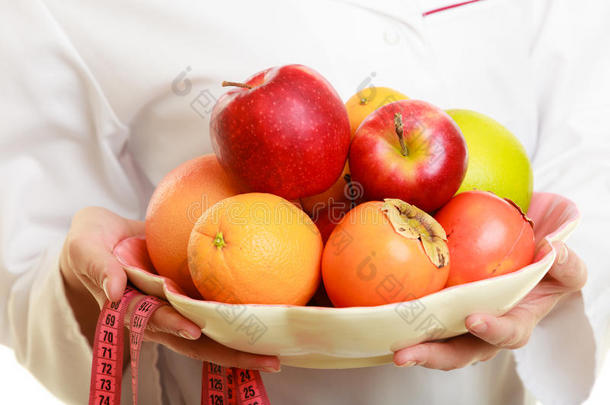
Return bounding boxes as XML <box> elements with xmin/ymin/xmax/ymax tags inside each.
<box><xmin>548</xmin><ymin>242</ymin><xmax>587</xmax><ymax>291</ymax></box>
<box><xmin>393</xmin><ymin>243</ymin><xmax>587</xmax><ymax>371</ymax></box>
<box><xmin>65</xmin><ymin>207</ymin><xmax>146</xmax><ymax>302</ymax></box>
<box><xmin>465</xmin><ymin>242</ymin><xmax>587</xmax><ymax>349</ymax></box>
<box><xmin>67</xmin><ymin>237</ymin><xmax>127</xmax><ymax>302</ymax></box>
<box><xmin>124</xmin><ymin>216</ymin><xmax>146</xmax><ymax>236</ymax></box>
<box><xmin>63</xmin><ymin>207</ymin><xmax>281</xmax><ymax>372</ymax></box>
<box><xmin>393</xmin><ymin>334</ymin><xmax>498</xmax><ymax>370</ymax></box>
<box><xmin>131</xmin><ymin>301</ymin><xmax>202</xmax><ymax>341</ymax></box>
<box><xmin>146</xmin><ymin>331</ymin><xmax>281</xmax><ymax>372</ymax></box>
<box><xmin>466</xmin><ymin>306</ymin><xmax>539</xmax><ymax>349</ymax></box>
<box><xmin>125</xmin><ymin>294</ymin><xmax>278</xmax><ymax>372</ymax></box>
<box><xmin>98</xmin><ymin>258</ymin><xmax>128</xmax><ymax>302</ymax></box>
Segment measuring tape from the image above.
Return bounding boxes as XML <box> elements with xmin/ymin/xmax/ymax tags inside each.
<box><xmin>89</xmin><ymin>285</ymin><xmax>271</xmax><ymax>405</ymax></box>
<box><xmin>202</xmin><ymin>362</ymin><xmax>269</xmax><ymax>405</ymax></box>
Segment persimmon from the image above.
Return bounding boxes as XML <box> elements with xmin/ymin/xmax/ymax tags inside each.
<box><xmin>434</xmin><ymin>191</ymin><xmax>535</xmax><ymax>286</ymax></box>
<box><xmin>322</xmin><ymin>199</ymin><xmax>449</xmax><ymax>307</ymax></box>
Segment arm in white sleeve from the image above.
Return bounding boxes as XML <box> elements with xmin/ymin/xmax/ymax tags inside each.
<box><xmin>0</xmin><ymin>2</ymin><xmax>144</xmax><ymax>403</ymax></box>
<box><xmin>514</xmin><ymin>2</ymin><xmax>610</xmax><ymax>404</ymax></box>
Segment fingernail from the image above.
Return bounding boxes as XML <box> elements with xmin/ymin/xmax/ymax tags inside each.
<box><xmin>102</xmin><ymin>278</ymin><xmax>111</xmax><ymax>301</ymax></box>
<box><xmin>178</xmin><ymin>330</ymin><xmax>197</xmax><ymax>340</ymax></box>
<box><xmin>260</xmin><ymin>366</ymin><xmax>281</xmax><ymax>373</ymax></box>
<box><xmin>397</xmin><ymin>360</ymin><xmax>417</xmax><ymax>367</ymax></box>
<box><xmin>557</xmin><ymin>244</ymin><xmax>569</xmax><ymax>265</ymax></box>
<box><xmin>469</xmin><ymin>319</ymin><xmax>487</xmax><ymax>334</ymax></box>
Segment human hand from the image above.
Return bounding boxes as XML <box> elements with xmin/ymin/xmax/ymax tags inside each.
<box><xmin>393</xmin><ymin>241</ymin><xmax>587</xmax><ymax>370</ymax></box>
<box><xmin>60</xmin><ymin>207</ymin><xmax>280</xmax><ymax>372</ymax></box>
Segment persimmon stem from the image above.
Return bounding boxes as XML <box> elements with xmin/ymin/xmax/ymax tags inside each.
<box><xmin>222</xmin><ymin>81</ymin><xmax>252</xmax><ymax>89</ymax></box>
<box><xmin>394</xmin><ymin>113</ymin><xmax>409</xmax><ymax>157</ymax></box>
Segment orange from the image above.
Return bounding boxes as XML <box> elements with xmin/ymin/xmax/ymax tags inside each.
<box><xmin>322</xmin><ymin>200</ymin><xmax>449</xmax><ymax>307</ymax></box>
<box><xmin>145</xmin><ymin>154</ymin><xmax>242</xmax><ymax>297</ymax></box>
<box><xmin>344</xmin><ymin>86</ymin><xmax>408</xmax><ymax>135</ymax></box>
<box><xmin>188</xmin><ymin>193</ymin><xmax>323</xmax><ymax>305</ymax></box>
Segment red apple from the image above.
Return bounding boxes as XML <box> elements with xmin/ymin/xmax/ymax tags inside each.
<box><xmin>349</xmin><ymin>99</ymin><xmax>468</xmax><ymax>212</ymax></box>
<box><xmin>210</xmin><ymin>65</ymin><xmax>351</xmax><ymax>200</ymax></box>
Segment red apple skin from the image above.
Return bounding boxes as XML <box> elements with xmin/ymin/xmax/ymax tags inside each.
<box><xmin>210</xmin><ymin>65</ymin><xmax>351</xmax><ymax>200</ymax></box>
<box><xmin>349</xmin><ymin>99</ymin><xmax>468</xmax><ymax>213</ymax></box>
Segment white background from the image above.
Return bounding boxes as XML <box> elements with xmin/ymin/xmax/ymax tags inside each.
<box><xmin>0</xmin><ymin>344</ymin><xmax>608</xmax><ymax>404</ymax></box>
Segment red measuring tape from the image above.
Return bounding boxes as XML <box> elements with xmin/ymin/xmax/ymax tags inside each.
<box><xmin>89</xmin><ymin>285</ymin><xmax>271</xmax><ymax>405</ymax></box>
<box><xmin>202</xmin><ymin>362</ymin><xmax>269</xmax><ymax>405</ymax></box>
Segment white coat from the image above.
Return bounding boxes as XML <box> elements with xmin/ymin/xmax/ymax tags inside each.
<box><xmin>1</xmin><ymin>1</ymin><xmax>608</xmax><ymax>404</ymax></box>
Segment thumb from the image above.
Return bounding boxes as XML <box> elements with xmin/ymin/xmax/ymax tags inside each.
<box><xmin>101</xmin><ymin>259</ymin><xmax>128</xmax><ymax>302</ymax></box>
<box><xmin>74</xmin><ymin>244</ymin><xmax>128</xmax><ymax>303</ymax></box>
<box><xmin>549</xmin><ymin>241</ymin><xmax>587</xmax><ymax>291</ymax></box>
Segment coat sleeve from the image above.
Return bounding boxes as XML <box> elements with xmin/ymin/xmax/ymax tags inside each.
<box><xmin>0</xmin><ymin>2</ymin><xmax>145</xmax><ymax>403</ymax></box>
<box><xmin>515</xmin><ymin>2</ymin><xmax>610</xmax><ymax>404</ymax></box>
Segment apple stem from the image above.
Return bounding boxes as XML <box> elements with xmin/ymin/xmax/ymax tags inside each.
<box><xmin>394</xmin><ymin>113</ymin><xmax>409</xmax><ymax>157</ymax></box>
<box><xmin>222</xmin><ymin>81</ymin><xmax>253</xmax><ymax>89</ymax></box>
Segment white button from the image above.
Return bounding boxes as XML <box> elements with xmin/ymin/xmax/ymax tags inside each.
<box><xmin>383</xmin><ymin>30</ymin><xmax>401</xmax><ymax>46</ymax></box>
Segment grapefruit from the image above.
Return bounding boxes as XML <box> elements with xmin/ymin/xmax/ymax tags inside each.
<box><xmin>145</xmin><ymin>154</ymin><xmax>242</xmax><ymax>297</ymax></box>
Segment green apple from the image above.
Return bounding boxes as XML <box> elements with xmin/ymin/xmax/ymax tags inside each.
<box><xmin>446</xmin><ymin>109</ymin><xmax>533</xmax><ymax>212</ymax></box>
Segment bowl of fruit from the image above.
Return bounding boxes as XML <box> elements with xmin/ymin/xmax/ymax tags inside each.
<box><xmin>114</xmin><ymin>64</ymin><xmax>580</xmax><ymax>369</ymax></box>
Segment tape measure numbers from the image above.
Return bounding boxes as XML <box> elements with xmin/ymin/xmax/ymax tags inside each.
<box><xmin>202</xmin><ymin>362</ymin><xmax>270</xmax><ymax>405</ymax></box>
<box><xmin>89</xmin><ymin>285</ymin><xmax>271</xmax><ymax>405</ymax></box>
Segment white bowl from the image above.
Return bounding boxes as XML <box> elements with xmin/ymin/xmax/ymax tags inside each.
<box><xmin>114</xmin><ymin>192</ymin><xmax>580</xmax><ymax>369</ymax></box>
